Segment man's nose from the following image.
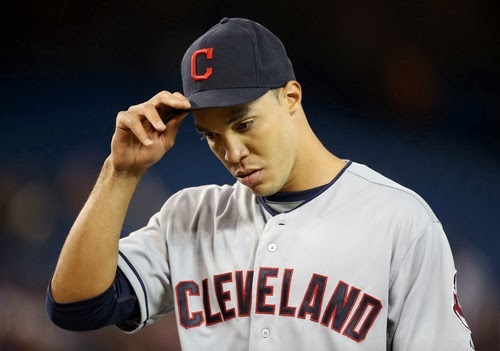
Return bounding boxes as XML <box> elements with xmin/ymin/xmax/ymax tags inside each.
<box><xmin>224</xmin><ymin>135</ymin><xmax>249</xmax><ymax>164</ymax></box>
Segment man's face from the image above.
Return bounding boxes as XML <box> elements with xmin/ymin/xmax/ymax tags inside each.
<box><xmin>193</xmin><ymin>90</ymin><xmax>299</xmax><ymax>196</ymax></box>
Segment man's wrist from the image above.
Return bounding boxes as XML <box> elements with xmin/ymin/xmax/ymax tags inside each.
<box><xmin>103</xmin><ymin>156</ymin><xmax>145</xmax><ymax>185</ymax></box>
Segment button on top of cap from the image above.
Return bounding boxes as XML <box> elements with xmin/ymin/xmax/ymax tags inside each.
<box><xmin>220</xmin><ymin>17</ymin><xmax>229</xmax><ymax>24</ymax></box>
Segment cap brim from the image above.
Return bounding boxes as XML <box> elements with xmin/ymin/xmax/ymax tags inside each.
<box><xmin>187</xmin><ymin>87</ymin><xmax>270</xmax><ymax>110</ymax></box>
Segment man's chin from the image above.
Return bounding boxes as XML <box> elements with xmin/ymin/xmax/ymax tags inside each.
<box><xmin>246</xmin><ymin>183</ymin><xmax>280</xmax><ymax>197</ymax></box>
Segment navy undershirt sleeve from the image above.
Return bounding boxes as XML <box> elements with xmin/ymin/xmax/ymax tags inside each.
<box><xmin>45</xmin><ymin>268</ymin><xmax>140</xmax><ymax>332</ymax></box>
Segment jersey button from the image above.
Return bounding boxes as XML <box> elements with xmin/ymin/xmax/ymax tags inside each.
<box><xmin>260</xmin><ymin>328</ymin><xmax>271</xmax><ymax>338</ymax></box>
<box><xmin>267</xmin><ymin>243</ymin><xmax>278</xmax><ymax>252</ymax></box>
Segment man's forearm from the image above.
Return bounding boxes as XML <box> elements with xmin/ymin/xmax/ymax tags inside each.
<box><xmin>50</xmin><ymin>157</ymin><xmax>142</xmax><ymax>303</ymax></box>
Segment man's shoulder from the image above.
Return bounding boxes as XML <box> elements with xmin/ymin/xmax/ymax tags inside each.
<box><xmin>176</xmin><ymin>181</ymin><xmax>251</xmax><ymax>197</ymax></box>
<box><xmin>344</xmin><ymin>161</ymin><xmax>437</xmax><ymax>220</ymax></box>
<box><xmin>167</xmin><ymin>181</ymin><xmax>255</xmax><ymax>209</ymax></box>
<box><xmin>346</xmin><ymin>161</ymin><xmax>420</xmax><ymax>197</ymax></box>
<box><xmin>157</xmin><ymin>181</ymin><xmax>260</xmax><ymax>226</ymax></box>
<box><xmin>345</xmin><ymin>162</ymin><xmax>404</xmax><ymax>188</ymax></box>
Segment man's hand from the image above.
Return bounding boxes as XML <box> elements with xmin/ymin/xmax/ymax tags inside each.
<box><xmin>111</xmin><ymin>91</ymin><xmax>191</xmax><ymax>176</ymax></box>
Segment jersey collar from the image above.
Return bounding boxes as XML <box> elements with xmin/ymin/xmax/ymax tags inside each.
<box><xmin>259</xmin><ymin>160</ymin><xmax>352</xmax><ymax>216</ymax></box>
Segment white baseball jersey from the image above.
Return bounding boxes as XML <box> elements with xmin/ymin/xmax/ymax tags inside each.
<box><xmin>117</xmin><ymin>161</ymin><xmax>474</xmax><ymax>350</ymax></box>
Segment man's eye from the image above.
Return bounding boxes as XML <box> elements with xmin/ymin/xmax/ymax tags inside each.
<box><xmin>200</xmin><ymin>133</ymin><xmax>217</xmax><ymax>141</ymax></box>
<box><xmin>237</xmin><ymin>120</ymin><xmax>253</xmax><ymax>131</ymax></box>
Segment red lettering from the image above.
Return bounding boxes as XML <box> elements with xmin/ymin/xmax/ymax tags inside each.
<box><xmin>191</xmin><ymin>48</ymin><xmax>213</xmax><ymax>81</ymax></box>
<box><xmin>175</xmin><ymin>269</ymin><xmax>382</xmax><ymax>342</ymax></box>
<box><xmin>279</xmin><ymin>269</ymin><xmax>296</xmax><ymax>317</ymax></box>
<box><xmin>343</xmin><ymin>293</ymin><xmax>382</xmax><ymax>342</ymax></box>
<box><xmin>214</xmin><ymin>273</ymin><xmax>236</xmax><ymax>321</ymax></box>
<box><xmin>176</xmin><ymin>281</ymin><xmax>204</xmax><ymax>328</ymax></box>
<box><xmin>235</xmin><ymin>270</ymin><xmax>254</xmax><ymax>316</ymax></box>
<box><xmin>298</xmin><ymin>274</ymin><xmax>327</xmax><ymax>322</ymax></box>
<box><xmin>321</xmin><ymin>281</ymin><xmax>360</xmax><ymax>332</ymax></box>
<box><xmin>202</xmin><ymin>278</ymin><xmax>222</xmax><ymax>326</ymax></box>
<box><xmin>256</xmin><ymin>267</ymin><xmax>278</xmax><ymax>314</ymax></box>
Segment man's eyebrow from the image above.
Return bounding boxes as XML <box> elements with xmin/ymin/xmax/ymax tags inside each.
<box><xmin>195</xmin><ymin>106</ymin><xmax>253</xmax><ymax>133</ymax></box>
<box><xmin>227</xmin><ymin>107</ymin><xmax>252</xmax><ymax>125</ymax></box>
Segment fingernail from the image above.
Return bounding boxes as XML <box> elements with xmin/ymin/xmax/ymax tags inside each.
<box><xmin>145</xmin><ymin>138</ymin><xmax>153</xmax><ymax>145</ymax></box>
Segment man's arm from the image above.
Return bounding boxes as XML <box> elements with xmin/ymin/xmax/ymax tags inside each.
<box><xmin>50</xmin><ymin>91</ymin><xmax>190</xmax><ymax>303</ymax></box>
<box><xmin>388</xmin><ymin>221</ymin><xmax>474</xmax><ymax>350</ymax></box>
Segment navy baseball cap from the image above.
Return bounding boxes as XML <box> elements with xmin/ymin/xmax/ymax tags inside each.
<box><xmin>181</xmin><ymin>17</ymin><xmax>296</xmax><ymax>110</ymax></box>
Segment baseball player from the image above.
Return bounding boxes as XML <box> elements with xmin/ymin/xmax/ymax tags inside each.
<box><xmin>46</xmin><ymin>17</ymin><xmax>474</xmax><ymax>350</ymax></box>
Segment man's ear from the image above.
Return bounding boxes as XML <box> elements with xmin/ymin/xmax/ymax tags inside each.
<box><xmin>281</xmin><ymin>80</ymin><xmax>302</xmax><ymax>113</ymax></box>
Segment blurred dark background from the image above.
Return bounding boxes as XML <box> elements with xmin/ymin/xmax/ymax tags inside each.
<box><xmin>0</xmin><ymin>1</ymin><xmax>498</xmax><ymax>350</ymax></box>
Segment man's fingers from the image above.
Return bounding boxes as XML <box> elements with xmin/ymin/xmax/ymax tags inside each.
<box><xmin>151</xmin><ymin>90</ymin><xmax>190</xmax><ymax>106</ymax></box>
<box><xmin>142</xmin><ymin>103</ymin><xmax>167</xmax><ymax>131</ymax></box>
<box><xmin>116</xmin><ymin>91</ymin><xmax>191</xmax><ymax>147</ymax></box>
<box><xmin>154</xmin><ymin>91</ymin><xmax>191</xmax><ymax>111</ymax></box>
<box><xmin>172</xmin><ymin>91</ymin><xmax>189</xmax><ymax>100</ymax></box>
<box><xmin>144</xmin><ymin>91</ymin><xmax>191</xmax><ymax>128</ymax></box>
<box><xmin>116</xmin><ymin>110</ymin><xmax>154</xmax><ymax>146</ymax></box>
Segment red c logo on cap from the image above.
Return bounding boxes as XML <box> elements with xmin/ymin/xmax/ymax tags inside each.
<box><xmin>191</xmin><ymin>48</ymin><xmax>213</xmax><ymax>81</ymax></box>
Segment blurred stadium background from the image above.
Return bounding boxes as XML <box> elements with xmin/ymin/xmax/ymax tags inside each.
<box><xmin>1</xmin><ymin>1</ymin><xmax>498</xmax><ymax>350</ymax></box>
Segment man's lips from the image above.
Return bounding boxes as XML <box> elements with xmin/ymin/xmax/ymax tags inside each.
<box><xmin>235</xmin><ymin>169</ymin><xmax>262</xmax><ymax>187</ymax></box>
<box><xmin>235</xmin><ymin>169</ymin><xmax>260</xmax><ymax>178</ymax></box>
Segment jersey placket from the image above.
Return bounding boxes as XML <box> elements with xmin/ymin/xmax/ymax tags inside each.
<box><xmin>248</xmin><ymin>212</ymin><xmax>291</xmax><ymax>351</ymax></box>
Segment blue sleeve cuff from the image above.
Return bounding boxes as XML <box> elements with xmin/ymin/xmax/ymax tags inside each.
<box><xmin>45</xmin><ymin>268</ymin><xmax>140</xmax><ymax>331</ymax></box>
